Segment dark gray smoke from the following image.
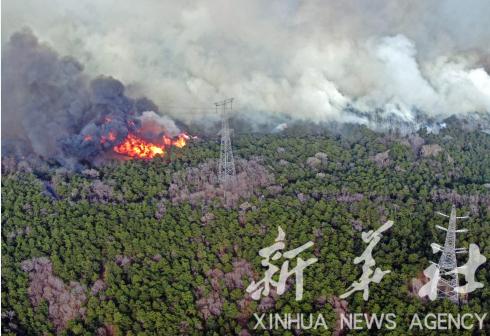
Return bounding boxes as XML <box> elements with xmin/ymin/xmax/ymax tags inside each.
<box><xmin>1</xmin><ymin>29</ymin><xmax>169</xmax><ymax>162</ymax></box>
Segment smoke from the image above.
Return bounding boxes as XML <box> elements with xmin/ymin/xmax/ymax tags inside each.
<box><xmin>1</xmin><ymin>29</ymin><xmax>179</xmax><ymax>161</ymax></box>
<box><xmin>137</xmin><ymin>111</ymin><xmax>181</xmax><ymax>138</ymax></box>
<box><xmin>2</xmin><ymin>0</ymin><xmax>490</xmax><ymax>132</ymax></box>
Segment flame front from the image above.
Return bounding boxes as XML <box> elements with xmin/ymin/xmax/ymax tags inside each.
<box><xmin>167</xmin><ymin>133</ymin><xmax>189</xmax><ymax>148</ymax></box>
<box><xmin>113</xmin><ymin>133</ymin><xmax>189</xmax><ymax>159</ymax></box>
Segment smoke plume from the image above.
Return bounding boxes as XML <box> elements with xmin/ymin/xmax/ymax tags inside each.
<box><xmin>1</xmin><ymin>29</ymin><xmax>179</xmax><ymax>161</ymax></box>
<box><xmin>2</xmin><ymin>0</ymin><xmax>490</xmax><ymax>140</ymax></box>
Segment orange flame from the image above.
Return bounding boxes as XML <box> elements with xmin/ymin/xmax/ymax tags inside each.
<box><xmin>172</xmin><ymin>133</ymin><xmax>190</xmax><ymax>148</ymax></box>
<box><xmin>163</xmin><ymin>135</ymin><xmax>172</xmax><ymax>147</ymax></box>
<box><xmin>113</xmin><ymin>132</ymin><xmax>189</xmax><ymax>159</ymax></box>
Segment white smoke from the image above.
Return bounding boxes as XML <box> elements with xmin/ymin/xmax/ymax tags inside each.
<box><xmin>2</xmin><ymin>0</ymin><xmax>490</xmax><ymax>126</ymax></box>
<box><xmin>138</xmin><ymin>111</ymin><xmax>181</xmax><ymax>137</ymax></box>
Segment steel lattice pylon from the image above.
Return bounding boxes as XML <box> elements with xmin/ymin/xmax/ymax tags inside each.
<box><xmin>216</xmin><ymin>98</ymin><xmax>236</xmax><ymax>186</ymax></box>
<box><xmin>433</xmin><ymin>205</ymin><xmax>469</xmax><ymax>304</ymax></box>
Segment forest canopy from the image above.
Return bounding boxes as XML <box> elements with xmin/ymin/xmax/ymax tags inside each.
<box><xmin>2</xmin><ymin>123</ymin><xmax>489</xmax><ymax>335</ymax></box>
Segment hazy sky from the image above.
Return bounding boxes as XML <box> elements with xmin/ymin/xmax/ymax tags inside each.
<box><xmin>3</xmin><ymin>0</ymin><xmax>490</xmax><ymax>123</ymax></box>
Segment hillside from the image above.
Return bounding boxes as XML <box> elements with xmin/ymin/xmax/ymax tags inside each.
<box><xmin>2</xmin><ymin>124</ymin><xmax>489</xmax><ymax>335</ymax></box>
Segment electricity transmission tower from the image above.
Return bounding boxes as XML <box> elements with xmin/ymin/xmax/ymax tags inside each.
<box><xmin>216</xmin><ymin>98</ymin><xmax>236</xmax><ymax>186</ymax></box>
<box><xmin>432</xmin><ymin>205</ymin><xmax>469</xmax><ymax>304</ymax></box>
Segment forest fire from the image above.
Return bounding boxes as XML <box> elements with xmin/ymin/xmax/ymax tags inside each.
<box><xmin>171</xmin><ymin>133</ymin><xmax>189</xmax><ymax>148</ymax></box>
<box><xmin>113</xmin><ymin>133</ymin><xmax>190</xmax><ymax>159</ymax></box>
